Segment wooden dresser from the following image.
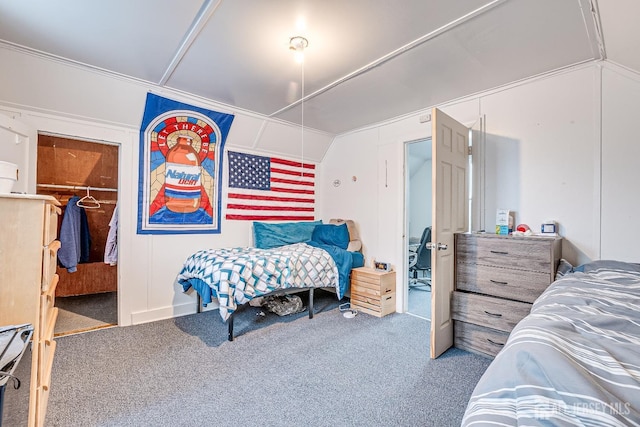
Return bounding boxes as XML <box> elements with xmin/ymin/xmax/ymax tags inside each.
<box><xmin>350</xmin><ymin>267</ymin><xmax>396</xmax><ymax>317</ymax></box>
<box><xmin>0</xmin><ymin>194</ymin><xmax>60</xmax><ymax>426</ymax></box>
<box><xmin>452</xmin><ymin>232</ymin><xmax>561</xmax><ymax>358</ymax></box>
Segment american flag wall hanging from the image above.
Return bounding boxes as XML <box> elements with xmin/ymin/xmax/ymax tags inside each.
<box><xmin>225</xmin><ymin>151</ymin><xmax>315</xmax><ymax>221</ymax></box>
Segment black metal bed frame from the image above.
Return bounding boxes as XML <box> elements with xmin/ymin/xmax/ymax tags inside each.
<box><xmin>197</xmin><ymin>287</ymin><xmax>321</xmax><ymax>341</ymax></box>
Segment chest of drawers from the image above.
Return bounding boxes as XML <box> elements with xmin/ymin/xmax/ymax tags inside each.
<box><xmin>452</xmin><ymin>233</ymin><xmax>561</xmax><ymax>357</ymax></box>
<box><xmin>350</xmin><ymin>267</ymin><xmax>396</xmax><ymax>317</ymax></box>
<box><xmin>0</xmin><ymin>194</ymin><xmax>61</xmax><ymax>426</ymax></box>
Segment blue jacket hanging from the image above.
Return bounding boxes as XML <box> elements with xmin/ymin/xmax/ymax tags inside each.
<box><xmin>58</xmin><ymin>196</ymin><xmax>92</xmax><ymax>272</ymax></box>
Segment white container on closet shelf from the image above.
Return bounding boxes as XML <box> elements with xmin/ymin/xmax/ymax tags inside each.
<box><xmin>0</xmin><ymin>161</ymin><xmax>18</xmax><ymax>193</ymax></box>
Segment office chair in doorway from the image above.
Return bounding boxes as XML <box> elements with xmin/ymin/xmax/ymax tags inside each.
<box><xmin>408</xmin><ymin>226</ymin><xmax>431</xmax><ymax>291</ymax></box>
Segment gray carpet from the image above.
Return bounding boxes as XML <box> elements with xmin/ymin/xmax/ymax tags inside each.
<box><xmin>3</xmin><ymin>291</ymin><xmax>491</xmax><ymax>427</ymax></box>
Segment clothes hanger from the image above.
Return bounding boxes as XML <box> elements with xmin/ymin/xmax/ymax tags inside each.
<box><xmin>76</xmin><ymin>187</ymin><xmax>101</xmax><ymax>209</ymax></box>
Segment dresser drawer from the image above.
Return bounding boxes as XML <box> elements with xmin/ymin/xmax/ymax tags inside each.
<box><xmin>454</xmin><ymin>320</ymin><xmax>509</xmax><ymax>358</ymax></box>
<box><xmin>36</xmin><ymin>383</ymin><xmax>51</xmax><ymax>427</ymax></box>
<box><xmin>351</xmin><ymin>292</ymin><xmax>395</xmax><ymax>317</ymax></box>
<box><xmin>38</xmin><ymin>338</ymin><xmax>57</xmax><ymax>393</ymax></box>
<box><xmin>351</xmin><ymin>268</ymin><xmax>395</xmax><ymax>292</ymax></box>
<box><xmin>43</xmin><ymin>203</ymin><xmax>60</xmax><ymax>246</ymax></box>
<box><xmin>456</xmin><ymin>263</ymin><xmax>551</xmax><ymax>303</ymax></box>
<box><xmin>35</xmin><ymin>338</ymin><xmax>56</xmax><ymax>427</ymax></box>
<box><xmin>452</xmin><ymin>291</ymin><xmax>531</xmax><ymax>332</ymax></box>
<box><xmin>40</xmin><ymin>274</ymin><xmax>58</xmax><ymax>336</ymax></box>
<box><xmin>350</xmin><ymin>280</ymin><xmax>394</xmax><ymax>298</ymax></box>
<box><xmin>456</xmin><ymin>234</ymin><xmax>556</xmax><ymax>273</ymax></box>
<box><xmin>41</xmin><ymin>240</ymin><xmax>60</xmax><ymax>292</ymax></box>
<box><xmin>351</xmin><ymin>284</ymin><xmax>387</xmax><ymax>305</ymax></box>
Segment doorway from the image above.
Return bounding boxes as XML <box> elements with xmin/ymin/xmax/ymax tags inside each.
<box><xmin>36</xmin><ymin>134</ymin><xmax>119</xmax><ymax>336</ymax></box>
<box><xmin>404</xmin><ymin>138</ymin><xmax>432</xmax><ymax>320</ymax></box>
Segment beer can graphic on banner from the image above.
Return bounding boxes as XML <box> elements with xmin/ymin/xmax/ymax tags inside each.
<box><xmin>165</xmin><ymin>136</ymin><xmax>201</xmax><ymax>213</ymax></box>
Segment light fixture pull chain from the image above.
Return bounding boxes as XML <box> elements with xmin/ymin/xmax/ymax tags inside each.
<box><xmin>289</xmin><ymin>35</ymin><xmax>308</xmax><ymax>178</ymax></box>
<box><xmin>301</xmin><ymin>53</ymin><xmax>305</xmax><ymax>178</ymax></box>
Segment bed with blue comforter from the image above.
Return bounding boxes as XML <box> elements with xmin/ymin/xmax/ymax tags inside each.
<box><xmin>177</xmin><ymin>220</ymin><xmax>364</xmax><ymax>339</ymax></box>
<box><xmin>462</xmin><ymin>260</ymin><xmax>640</xmax><ymax>426</ymax></box>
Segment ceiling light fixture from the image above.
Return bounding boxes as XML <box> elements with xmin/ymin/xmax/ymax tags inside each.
<box><xmin>289</xmin><ymin>36</ymin><xmax>308</xmax><ymax>64</ymax></box>
<box><xmin>289</xmin><ymin>36</ymin><xmax>308</xmax><ymax>177</ymax></box>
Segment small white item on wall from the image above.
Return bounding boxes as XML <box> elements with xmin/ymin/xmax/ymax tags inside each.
<box><xmin>332</xmin><ymin>179</ymin><xmax>341</xmax><ymax>187</ymax></box>
<box><xmin>0</xmin><ymin>161</ymin><xmax>18</xmax><ymax>194</ymax></box>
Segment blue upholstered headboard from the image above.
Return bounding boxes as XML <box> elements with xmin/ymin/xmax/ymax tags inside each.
<box><xmin>253</xmin><ymin>219</ymin><xmax>362</xmax><ymax>252</ymax></box>
<box><xmin>253</xmin><ymin>220</ymin><xmax>322</xmax><ymax>249</ymax></box>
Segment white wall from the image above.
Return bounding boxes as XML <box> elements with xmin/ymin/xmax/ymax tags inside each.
<box><xmin>408</xmin><ymin>141</ymin><xmax>432</xmax><ymax>241</ymax></box>
<box><xmin>480</xmin><ymin>66</ymin><xmax>600</xmax><ymax>264</ymax></box>
<box><xmin>601</xmin><ymin>65</ymin><xmax>640</xmax><ymax>262</ymax></box>
<box><xmin>0</xmin><ymin>46</ymin><xmax>334</xmax><ymax>326</ymax></box>
<box><xmin>320</xmin><ymin>62</ymin><xmax>640</xmax><ymax>312</ymax></box>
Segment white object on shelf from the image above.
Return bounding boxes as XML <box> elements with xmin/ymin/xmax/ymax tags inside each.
<box><xmin>0</xmin><ymin>161</ymin><xmax>18</xmax><ymax>193</ymax></box>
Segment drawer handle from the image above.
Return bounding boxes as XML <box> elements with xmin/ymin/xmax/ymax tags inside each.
<box><xmin>484</xmin><ymin>310</ymin><xmax>503</xmax><ymax>318</ymax></box>
<box><xmin>489</xmin><ymin>279</ymin><xmax>508</xmax><ymax>285</ymax></box>
<box><xmin>490</xmin><ymin>250</ymin><xmax>509</xmax><ymax>255</ymax></box>
<box><xmin>486</xmin><ymin>338</ymin><xmax>505</xmax><ymax>347</ymax></box>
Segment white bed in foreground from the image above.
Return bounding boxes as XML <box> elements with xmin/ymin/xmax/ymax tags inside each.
<box><xmin>463</xmin><ymin>260</ymin><xmax>640</xmax><ymax>426</ymax></box>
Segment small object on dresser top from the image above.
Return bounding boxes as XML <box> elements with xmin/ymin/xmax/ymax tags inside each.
<box><xmin>541</xmin><ymin>220</ymin><xmax>558</xmax><ymax>235</ymax></box>
<box><xmin>511</xmin><ymin>223</ymin><xmax>532</xmax><ymax>236</ymax></box>
<box><xmin>374</xmin><ymin>260</ymin><xmax>391</xmax><ymax>272</ymax></box>
<box><xmin>496</xmin><ymin>209</ymin><xmax>515</xmax><ymax>235</ymax></box>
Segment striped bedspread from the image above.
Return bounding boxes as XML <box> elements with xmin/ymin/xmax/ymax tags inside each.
<box><xmin>462</xmin><ymin>260</ymin><xmax>640</xmax><ymax>426</ymax></box>
<box><xmin>177</xmin><ymin>243</ymin><xmax>339</xmax><ymax>322</ymax></box>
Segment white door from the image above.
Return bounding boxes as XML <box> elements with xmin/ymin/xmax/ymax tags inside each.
<box><xmin>430</xmin><ymin>108</ymin><xmax>469</xmax><ymax>359</ymax></box>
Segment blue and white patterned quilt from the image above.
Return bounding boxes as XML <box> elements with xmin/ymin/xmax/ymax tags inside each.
<box><xmin>177</xmin><ymin>243</ymin><xmax>340</xmax><ymax>321</ymax></box>
<box><xmin>462</xmin><ymin>260</ymin><xmax>640</xmax><ymax>426</ymax></box>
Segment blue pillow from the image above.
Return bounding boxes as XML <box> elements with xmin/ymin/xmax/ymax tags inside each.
<box><xmin>253</xmin><ymin>220</ymin><xmax>322</xmax><ymax>249</ymax></box>
<box><xmin>311</xmin><ymin>223</ymin><xmax>350</xmax><ymax>250</ymax></box>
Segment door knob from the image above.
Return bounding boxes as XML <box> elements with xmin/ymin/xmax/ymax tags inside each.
<box><xmin>426</xmin><ymin>242</ymin><xmax>448</xmax><ymax>251</ymax></box>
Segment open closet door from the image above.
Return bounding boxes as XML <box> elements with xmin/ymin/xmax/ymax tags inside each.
<box><xmin>430</xmin><ymin>108</ymin><xmax>469</xmax><ymax>359</ymax></box>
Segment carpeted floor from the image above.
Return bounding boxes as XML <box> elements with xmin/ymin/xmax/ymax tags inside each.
<box><xmin>3</xmin><ymin>290</ymin><xmax>491</xmax><ymax>427</ymax></box>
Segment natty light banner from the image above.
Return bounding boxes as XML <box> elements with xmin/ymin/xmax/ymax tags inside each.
<box><xmin>138</xmin><ymin>93</ymin><xmax>234</xmax><ymax>234</ymax></box>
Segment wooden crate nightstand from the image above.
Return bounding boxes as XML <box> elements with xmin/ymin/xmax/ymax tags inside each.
<box><xmin>350</xmin><ymin>267</ymin><xmax>396</xmax><ymax>317</ymax></box>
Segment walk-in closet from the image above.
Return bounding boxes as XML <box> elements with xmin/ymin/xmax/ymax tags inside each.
<box><xmin>36</xmin><ymin>134</ymin><xmax>118</xmax><ymax>336</ymax></box>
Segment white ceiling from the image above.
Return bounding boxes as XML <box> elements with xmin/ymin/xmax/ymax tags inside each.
<box><xmin>0</xmin><ymin>0</ymin><xmax>637</xmax><ymax>135</ymax></box>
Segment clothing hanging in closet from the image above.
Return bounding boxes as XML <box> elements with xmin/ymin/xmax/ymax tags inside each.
<box><xmin>58</xmin><ymin>195</ymin><xmax>92</xmax><ymax>273</ymax></box>
<box><xmin>104</xmin><ymin>204</ymin><xmax>118</xmax><ymax>266</ymax></box>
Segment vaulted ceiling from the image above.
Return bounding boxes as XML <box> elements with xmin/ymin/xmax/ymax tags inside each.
<box><xmin>0</xmin><ymin>0</ymin><xmax>637</xmax><ymax>135</ymax></box>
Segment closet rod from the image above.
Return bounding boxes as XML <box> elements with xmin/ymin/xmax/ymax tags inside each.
<box><xmin>37</xmin><ymin>184</ymin><xmax>118</xmax><ymax>192</ymax></box>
